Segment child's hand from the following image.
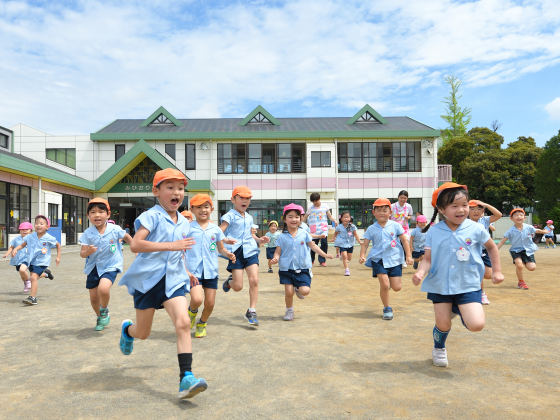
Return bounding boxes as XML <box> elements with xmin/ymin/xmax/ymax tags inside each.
<box><xmin>359</xmin><ymin>256</ymin><xmax>365</xmax><ymax>264</ymax></box>
<box><xmin>412</xmin><ymin>271</ymin><xmax>424</xmax><ymax>286</ymax></box>
<box><xmin>261</xmin><ymin>236</ymin><xmax>270</xmax><ymax>244</ymax></box>
<box><xmin>223</xmin><ymin>238</ymin><xmax>237</xmax><ymax>245</ymax></box>
<box><xmin>406</xmin><ymin>257</ymin><xmax>413</xmax><ymax>266</ymax></box>
<box><xmin>56</xmin><ymin>257</ymin><xmax>60</xmax><ymax>266</ymax></box>
<box><xmin>87</xmin><ymin>245</ymin><xmax>98</xmax><ymax>255</ymax></box>
<box><xmin>171</xmin><ymin>238</ymin><xmax>196</xmax><ymax>251</ymax></box>
<box><xmin>270</xmin><ymin>257</ymin><xmax>278</xmax><ymax>264</ymax></box>
<box><xmin>3</xmin><ymin>251</ymin><xmax>9</xmax><ymax>258</ymax></box>
<box><xmin>11</xmin><ymin>249</ymin><xmax>17</xmax><ymax>258</ymax></box>
<box><xmin>492</xmin><ymin>271</ymin><xmax>505</xmax><ymax>284</ymax></box>
<box><xmin>227</xmin><ymin>252</ymin><xmax>236</xmax><ymax>263</ymax></box>
<box><xmin>325</xmin><ymin>253</ymin><xmax>333</xmax><ymax>259</ymax></box>
<box><xmin>188</xmin><ymin>272</ymin><xmax>199</xmax><ymax>288</ymax></box>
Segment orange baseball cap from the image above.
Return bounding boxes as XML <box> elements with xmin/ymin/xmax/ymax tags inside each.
<box><xmin>373</xmin><ymin>198</ymin><xmax>391</xmax><ymax>207</ymax></box>
<box><xmin>88</xmin><ymin>197</ymin><xmax>110</xmax><ymax>212</ymax></box>
<box><xmin>468</xmin><ymin>200</ymin><xmax>482</xmax><ymax>207</ymax></box>
<box><xmin>510</xmin><ymin>208</ymin><xmax>525</xmax><ymax>216</ymax></box>
<box><xmin>153</xmin><ymin>168</ymin><xmax>188</xmax><ymax>188</ymax></box>
<box><xmin>232</xmin><ymin>186</ymin><xmax>252</xmax><ymax>198</ymax></box>
<box><xmin>431</xmin><ymin>182</ymin><xmax>467</xmax><ymax>207</ymax></box>
<box><xmin>190</xmin><ymin>194</ymin><xmax>213</xmax><ymax>207</ymax></box>
<box><xmin>181</xmin><ymin>210</ymin><xmax>193</xmax><ymax>219</ymax></box>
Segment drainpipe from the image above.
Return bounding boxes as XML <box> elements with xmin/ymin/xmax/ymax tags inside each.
<box><xmin>209</xmin><ymin>138</ymin><xmax>212</xmax><ymax>185</ymax></box>
<box><xmin>38</xmin><ymin>177</ymin><xmax>42</xmax><ymax>216</ymax></box>
<box><xmin>433</xmin><ymin>138</ymin><xmax>438</xmax><ymax>189</ymax></box>
<box><xmin>334</xmin><ymin>137</ymin><xmax>338</xmax><ymax>218</ymax></box>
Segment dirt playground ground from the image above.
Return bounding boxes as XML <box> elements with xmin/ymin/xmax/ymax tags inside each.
<box><xmin>1</xmin><ymin>244</ymin><xmax>559</xmax><ymax>419</ymax></box>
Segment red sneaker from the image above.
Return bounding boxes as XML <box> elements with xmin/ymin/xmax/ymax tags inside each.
<box><xmin>320</xmin><ymin>263</ymin><xmax>327</xmax><ymax>267</ymax></box>
<box><xmin>312</xmin><ymin>262</ymin><xmax>315</xmax><ymax>266</ymax></box>
<box><xmin>517</xmin><ymin>281</ymin><xmax>529</xmax><ymax>289</ymax></box>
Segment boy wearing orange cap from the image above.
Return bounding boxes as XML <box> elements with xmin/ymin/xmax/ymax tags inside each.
<box><xmin>79</xmin><ymin>198</ymin><xmax>133</xmax><ymax>331</ymax></box>
<box><xmin>185</xmin><ymin>194</ymin><xmax>236</xmax><ymax>338</ymax></box>
<box><xmin>497</xmin><ymin>208</ymin><xmax>548</xmax><ymax>289</ymax></box>
<box><xmin>118</xmin><ymin>168</ymin><xmax>207</xmax><ymax>399</ymax></box>
<box><xmin>219</xmin><ymin>186</ymin><xmax>270</xmax><ymax>327</ymax></box>
<box><xmin>181</xmin><ymin>210</ymin><xmax>194</xmax><ymax>223</ymax></box>
<box><xmin>359</xmin><ymin>198</ymin><xmax>413</xmax><ymax>320</ymax></box>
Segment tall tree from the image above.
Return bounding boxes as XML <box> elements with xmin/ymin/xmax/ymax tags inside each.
<box><xmin>440</xmin><ymin>75</ymin><xmax>472</xmax><ymax>145</ymax></box>
<box><xmin>535</xmin><ymin>130</ymin><xmax>560</xmax><ymax>220</ymax></box>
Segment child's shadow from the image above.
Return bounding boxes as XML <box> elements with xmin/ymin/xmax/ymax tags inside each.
<box><xmin>64</xmin><ymin>367</ymin><xmax>199</xmax><ymax>409</ymax></box>
<box><xmin>341</xmin><ymin>360</ymin><xmax>454</xmax><ymax>379</ymax></box>
<box><xmin>40</xmin><ymin>328</ymin><xmax>104</xmax><ymax>341</ymax></box>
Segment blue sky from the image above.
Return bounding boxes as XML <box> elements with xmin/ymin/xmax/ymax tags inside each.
<box><xmin>1</xmin><ymin>0</ymin><xmax>559</xmax><ymax>146</ymax></box>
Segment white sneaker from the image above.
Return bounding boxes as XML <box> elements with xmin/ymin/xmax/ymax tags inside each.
<box><xmin>403</xmin><ymin>262</ymin><xmax>408</xmax><ymax>268</ymax></box>
<box><xmin>481</xmin><ymin>292</ymin><xmax>490</xmax><ymax>305</ymax></box>
<box><xmin>432</xmin><ymin>347</ymin><xmax>448</xmax><ymax>367</ymax></box>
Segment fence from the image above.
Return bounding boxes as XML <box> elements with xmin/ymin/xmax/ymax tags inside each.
<box><xmin>437</xmin><ymin>165</ymin><xmax>452</xmax><ymax>182</ymax></box>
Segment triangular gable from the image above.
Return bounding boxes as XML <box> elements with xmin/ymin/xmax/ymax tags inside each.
<box><xmin>140</xmin><ymin>106</ymin><xmax>184</xmax><ymax>127</ymax></box>
<box><xmin>94</xmin><ymin>139</ymin><xmax>184</xmax><ymax>192</ymax></box>
<box><xmin>346</xmin><ymin>104</ymin><xmax>389</xmax><ymax>125</ymax></box>
<box><xmin>238</xmin><ymin>105</ymin><xmax>281</xmax><ymax>126</ymax></box>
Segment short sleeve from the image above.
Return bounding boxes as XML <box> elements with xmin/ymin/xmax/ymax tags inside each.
<box><xmin>323</xmin><ymin>204</ymin><xmax>330</xmax><ymax>212</ymax></box>
<box><xmin>407</xmin><ymin>203</ymin><xmax>413</xmax><ymax>214</ymax></box>
<box><xmin>478</xmin><ymin>225</ymin><xmax>491</xmax><ymax>244</ymax></box>
<box><xmin>305</xmin><ymin>206</ymin><xmax>313</xmax><ymax>215</ymax></box>
<box><xmin>135</xmin><ymin>210</ymin><xmax>158</xmax><ymax>233</ymax></box>
<box><xmin>528</xmin><ymin>225</ymin><xmax>536</xmax><ymax>234</ymax></box>
<box><xmin>9</xmin><ymin>237</ymin><xmax>18</xmax><ymax>247</ymax></box>
<box><xmin>409</xmin><ymin>228</ymin><xmax>417</xmax><ymax>238</ymax></box>
<box><xmin>503</xmin><ymin>227</ymin><xmax>512</xmax><ymax>239</ymax></box>
<box><xmin>116</xmin><ymin>227</ymin><xmax>126</xmax><ymax>240</ymax></box>
<box><xmin>215</xmin><ymin>228</ymin><xmax>225</xmax><ymax>242</ymax></box>
<box><xmin>304</xmin><ymin>232</ymin><xmax>313</xmax><ymax>243</ymax></box>
<box><xmin>363</xmin><ymin>226</ymin><xmax>374</xmax><ymax>241</ymax></box>
<box><xmin>221</xmin><ymin>211</ymin><xmax>234</xmax><ymax>226</ymax></box>
<box><xmin>47</xmin><ymin>235</ymin><xmax>58</xmax><ymax>247</ymax></box>
<box><xmin>351</xmin><ymin>225</ymin><xmax>357</xmax><ymax>232</ymax></box>
<box><xmin>22</xmin><ymin>235</ymin><xmax>29</xmax><ymax>244</ymax></box>
<box><xmin>425</xmin><ymin>228</ymin><xmax>433</xmax><ymax>248</ymax></box>
<box><xmin>78</xmin><ymin>230</ymin><xmax>89</xmax><ymax>245</ymax></box>
<box><xmin>275</xmin><ymin>234</ymin><xmax>286</xmax><ymax>249</ymax></box>
<box><xmin>395</xmin><ymin>223</ymin><xmax>405</xmax><ymax>236</ymax></box>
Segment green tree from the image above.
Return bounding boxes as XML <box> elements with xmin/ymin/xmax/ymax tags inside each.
<box><xmin>535</xmin><ymin>130</ymin><xmax>560</xmax><ymax>220</ymax></box>
<box><xmin>440</xmin><ymin>74</ymin><xmax>472</xmax><ymax>145</ymax></box>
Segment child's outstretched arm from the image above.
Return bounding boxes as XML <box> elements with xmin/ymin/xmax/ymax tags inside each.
<box><xmin>123</xmin><ymin>233</ymin><xmax>133</xmax><ymax>245</ymax></box>
<box><xmin>217</xmin><ymin>241</ymin><xmax>236</xmax><ymax>263</ymax></box>
<box><xmin>11</xmin><ymin>242</ymin><xmax>27</xmax><ymax>257</ymax></box>
<box><xmin>3</xmin><ymin>246</ymin><xmax>14</xmax><ymax>258</ymax></box>
<box><xmin>254</xmin><ymin>234</ymin><xmax>270</xmax><ymax>245</ymax></box>
<box><xmin>535</xmin><ymin>228</ymin><xmax>548</xmax><ymax>234</ymax></box>
<box><xmin>130</xmin><ymin>226</ymin><xmax>195</xmax><ymax>253</ymax></box>
<box><xmin>399</xmin><ymin>233</ymin><xmax>413</xmax><ymax>265</ymax></box>
<box><xmin>412</xmin><ymin>249</ymin><xmax>432</xmax><ymax>285</ymax></box>
<box><xmin>80</xmin><ymin>244</ymin><xmax>97</xmax><ymax>258</ymax></box>
<box><xmin>55</xmin><ymin>243</ymin><xmax>61</xmax><ymax>266</ymax></box>
<box><xmin>326</xmin><ymin>210</ymin><xmax>338</xmax><ymax>226</ymax></box>
<box><xmin>270</xmin><ymin>246</ymin><xmax>282</xmax><ymax>264</ymax></box>
<box><xmin>219</xmin><ymin>221</ymin><xmax>229</xmax><ymax>233</ymax></box>
<box><xmin>483</xmin><ymin>239</ymin><xmax>504</xmax><ymax>284</ymax></box>
<box><xmin>496</xmin><ymin>237</ymin><xmax>508</xmax><ymax>250</ymax></box>
<box><xmin>359</xmin><ymin>239</ymin><xmax>370</xmax><ymax>264</ymax></box>
<box><xmin>478</xmin><ymin>201</ymin><xmax>502</xmax><ymax>223</ymax></box>
<box><xmin>307</xmin><ymin>241</ymin><xmax>332</xmax><ymax>260</ymax></box>
<box><xmin>353</xmin><ymin>230</ymin><xmax>363</xmax><ymax>245</ymax></box>
<box><xmin>329</xmin><ymin>231</ymin><xmax>338</xmax><ymax>243</ymax></box>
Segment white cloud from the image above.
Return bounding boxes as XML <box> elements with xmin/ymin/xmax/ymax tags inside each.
<box><xmin>0</xmin><ymin>0</ymin><xmax>560</xmax><ymax>133</ymax></box>
<box><xmin>545</xmin><ymin>98</ymin><xmax>560</xmax><ymax>120</ymax></box>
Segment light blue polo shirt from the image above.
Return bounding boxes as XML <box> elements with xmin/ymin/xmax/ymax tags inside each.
<box><xmin>409</xmin><ymin>227</ymin><xmax>427</xmax><ymax>252</ymax></box>
<box><xmin>119</xmin><ymin>205</ymin><xmax>191</xmax><ymax>297</ymax></box>
<box><xmin>265</xmin><ymin>231</ymin><xmax>282</xmax><ymax>248</ymax></box>
<box><xmin>363</xmin><ymin>220</ymin><xmax>405</xmax><ymax>268</ymax></box>
<box><xmin>79</xmin><ymin>223</ymin><xmax>126</xmax><ymax>276</ymax></box>
<box><xmin>9</xmin><ymin>236</ymin><xmax>28</xmax><ymax>266</ymax></box>
<box><xmin>185</xmin><ymin>221</ymin><xmax>225</xmax><ymax>280</ymax></box>
<box><xmin>300</xmin><ymin>222</ymin><xmax>310</xmax><ymax>234</ymax></box>
<box><xmin>503</xmin><ymin>224</ymin><xmax>538</xmax><ymax>255</ymax></box>
<box><xmin>334</xmin><ymin>223</ymin><xmax>357</xmax><ymax>248</ymax></box>
<box><xmin>275</xmin><ymin>229</ymin><xmax>314</xmax><ymax>271</ymax></box>
<box><xmin>421</xmin><ymin>219</ymin><xmax>490</xmax><ymax>295</ymax></box>
<box><xmin>23</xmin><ymin>232</ymin><xmax>58</xmax><ymax>266</ymax></box>
<box><xmin>222</xmin><ymin>209</ymin><xmax>259</xmax><ymax>258</ymax></box>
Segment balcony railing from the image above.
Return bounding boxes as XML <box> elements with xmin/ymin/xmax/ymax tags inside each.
<box><xmin>438</xmin><ymin>164</ymin><xmax>452</xmax><ymax>182</ymax></box>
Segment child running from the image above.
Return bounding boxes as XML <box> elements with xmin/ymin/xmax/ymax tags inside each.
<box><xmin>359</xmin><ymin>198</ymin><xmax>413</xmax><ymax>320</ymax></box>
<box><xmin>79</xmin><ymin>198</ymin><xmax>133</xmax><ymax>331</ymax></box>
<box><xmin>220</xmin><ymin>186</ymin><xmax>270</xmax><ymax>326</ymax></box>
<box><xmin>118</xmin><ymin>168</ymin><xmax>207</xmax><ymax>399</ymax></box>
<box><xmin>181</xmin><ymin>210</ymin><xmax>194</xmax><ymax>223</ymax></box>
<box><xmin>12</xmin><ymin>215</ymin><xmax>60</xmax><ymax>305</ymax></box>
<box><xmin>265</xmin><ymin>221</ymin><xmax>281</xmax><ymax>273</ymax></box>
<box><xmin>270</xmin><ymin>204</ymin><xmax>332</xmax><ymax>321</ymax></box>
<box><xmin>544</xmin><ymin>220</ymin><xmax>555</xmax><ymax>248</ymax></box>
<box><xmin>468</xmin><ymin>200</ymin><xmax>502</xmax><ymax>304</ymax></box>
<box><xmin>303</xmin><ymin>193</ymin><xmax>338</xmax><ymax>267</ymax></box>
<box><xmin>330</xmin><ymin>211</ymin><xmax>362</xmax><ymax>276</ymax></box>
<box><xmin>497</xmin><ymin>208</ymin><xmax>548</xmax><ymax>290</ymax></box>
<box><xmin>3</xmin><ymin>222</ymin><xmax>50</xmax><ymax>293</ymax></box>
<box><xmin>409</xmin><ymin>215</ymin><xmax>428</xmax><ymax>270</ymax></box>
<box><xmin>185</xmin><ymin>194</ymin><xmax>236</xmax><ymax>338</ymax></box>
<box><xmin>412</xmin><ymin>183</ymin><xmax>504</xmax><ymax>367</ymax></box>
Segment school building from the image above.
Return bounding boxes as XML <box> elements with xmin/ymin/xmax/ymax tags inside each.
<box><xmin>5</xmin><ymin>104</ymin><xmax>450</xmax><ymax>248</ymax></box>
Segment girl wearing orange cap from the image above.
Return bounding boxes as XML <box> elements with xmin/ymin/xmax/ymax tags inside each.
<box><xmin>497</xmin><ymin>208</ymin><xmax>548</xmax><ymax>290</ymax></box>
<box><xmin>412</xmin><ymin>183</ymin><xmax>504</xmax><ymax>367</ymax></box>
<box><xmin>468</xmin><ymin>200</ymin><xmax>502</xmax><ymax>304</ymax></box>
<box><xmin>79</xmin><ymin>198</ymin><xmax>133</xmax><ymax>331</ymax></box>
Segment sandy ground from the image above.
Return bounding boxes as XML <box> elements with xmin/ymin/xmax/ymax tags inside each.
<box><xmin>1</xmin><ymin>244</ymin><xmax>559</xmax><ymax>419</ymax></box>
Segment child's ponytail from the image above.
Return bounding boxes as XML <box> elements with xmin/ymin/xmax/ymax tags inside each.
<box><xmin>282</xmin><ymin>222</ymin><xmax>289</xmax><ymax>233</ymax></box>
<box><xmin>422</xmin><ymin>208</ymin><xmax>438</xmax><ymax>233</ymax></box>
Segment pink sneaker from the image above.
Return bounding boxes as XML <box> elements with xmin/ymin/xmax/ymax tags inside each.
<box><xmin>481</xmin><ymin>292</ymin><xmax>490</xmax><ymax>305</ymax></box>
<box><xmin>23</xmin><ymin>280</ymin><xmax>31</xmax><ymax>294</ymax></box>
<box><xmin>344</xmin><ymin>268</ymin><xmax>350</xmax><ymax>276</ymax></box>
<box><xmin>295</xmin><ymin>287</ymin><xmax>305</xmax><ymax>300</ymax></box>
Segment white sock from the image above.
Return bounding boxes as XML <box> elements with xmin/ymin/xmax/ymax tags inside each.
<box><xmin>286</xmin><ymin>306</ymin><xmax>293</xmax><ymax>311</ymax></box>
<box><xmin>249</xmin><ymin>308</ymin><xmax>256</xmax><ymax>312</ymax></box>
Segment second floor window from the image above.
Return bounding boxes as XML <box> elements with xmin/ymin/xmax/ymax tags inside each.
<box><xmin>0</xmin><ymin>133</ymin><xmax>9</xmax><ymax>149</ymax></box>
<box><xmin>48</xmin><ymin>203</ymin><xmax>59</xmax><ymax>227</ymax></box>
<box><xmin>217</xmin><ymin>143</ymin><xmax>305</xmax><ymax>174</ymax></box>
<box><xmin>311</xmin><ymin>151</ymin><xmax>331</xmax><ymax>167</ymax></box>
<box><xmin>115</xmin><ymin>145</ymin><xmax>125</xmax><ymax>161</ymax></box>
<box><xmin>165</xmin><ymin>144</ymin><xmax>176</xmax><ymax>160</ymax></box>
<box><xmin>185</xmin><ymin>144</ymin><xmax>195</xmax><ymax>170</ymax></box>
<box><xmin>46</xmin><ymin>148</ymin><xmax>76</xmax><ymax>169</ymax></box>
<box><xmin>338</xmin><ymin>142</ymin><xmax>421</xmax><ymax>172</ymax></box>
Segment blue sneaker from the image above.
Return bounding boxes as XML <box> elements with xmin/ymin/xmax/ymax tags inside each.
<box><xmin>244</xmin><ymin>309</ymin><xmax>259</xmax><ymax>326</ymax></box>
<box><xmin>413</xmin><ymin>261</ymin><xmax>419</xmax><ymax>269</ymax></box>
<box><xmin>178</xmin><ymin>372</ymin><xmax>208</xmax><ymax>399</ymax></box>
<box><xmin>222</xmin><ymin>277</ymin><xmax>231</xmax><ymax>293</ymax></box>
<box><xmin>120</xmin><ymin>319</ymin><xmax>134</xmax><ymax>355</ymax></box>
<box><xmin>382</xmin><ymin>307</ymin><xmax>394</xmax><ymax>320</ymax></box>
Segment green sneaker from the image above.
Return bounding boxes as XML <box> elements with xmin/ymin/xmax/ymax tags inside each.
<box><xmin>95</xmin><ymin>317</ymin><xmax>104</xmax><ymax>331</ymax></box>
<box><xmin>99</xmin><ymin>308</ymin><xmax>110</xmax><ymax>326</ymax></box>
<box><xmin>188</xmin><ymin>308</ymin><xmax>197</xmax><ymax>329</ymax></box>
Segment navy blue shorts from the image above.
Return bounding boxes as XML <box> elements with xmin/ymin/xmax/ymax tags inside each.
<box><xmin>339</xmin><ymin>246</ymin><xmax>354</xmax><ymax>254</ymax></box>
<box><xmin>370</xmin><ymin>259</ymin><xmax>402</xmax><ymax>278</ymax></box>
<box><xmin>279</xmin><ymin>269</ymin><xmax>311</xmax><ymax>288</ymax></box>
<box><xmin>481</xmin><ymin>251</ymin><xmax>492</xmax><ymax>268</ymax></box>
<box><xmin>29</xmin><ymin>265</ymin><xmax>48</xmax><ymax>276</ymax></box>
<box><xmin>15</xmin><ymin>264</ymin><xmax>24</xmax><ymax>272</ymax></box>
<box><xmin>427</xmin><ymin>289</ymin><xmax>482</xmax><ymax>305</ymax></box>
<box><xmin>266</xmin><ymin>247</ymin><xmax>276</xmax><ymax>260</ymax></box>
<box><xmin>227</xmin><ymin>247</ymin><xmax>259</xmax><ymax>272</ymax></box>
<box><xmin>510</xmin><ymin>250</ymin><xmax>536</xmax><ymax>265</ymax></box>
<box><xmin>195</xmin><ymin>277</ymin><xmax>218</xmax><ymax>290</ymax></box>
<box><xmin>133</xmin><ymin>276</ymin><xmax>187</xmax><ymax>310</ymax></box>
<box><xmin>412</xmin><ymin>250</ymin><xmax>425</xmax><ymax>259</ymax></box>
<box><xmin>86</xmin><ymin>266</ymin><xmax>118</xmax><ymax>289</ymax></box>
<box><xmin>544</xmin><ymin>234</ymin><xmax>554</xmax><ymax>238</ymax></box>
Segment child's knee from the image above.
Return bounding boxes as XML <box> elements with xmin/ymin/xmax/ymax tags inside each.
<box><xmin>299</xmin><ymin>287</ymin><xmax>310</xmax><ymax>296</ymax></box>
<box><xmin>467</xmin><ymin>321</ymin><xmax>485</xmax><ymax>332</ymax></box>
<box><xmin>175</xmin><ymin>316</ymin><xmax>191</xmax><ymax>334</ymax></box>
<box><xmin>391</xmin><ymin>284</ymin><xmax>402</xmax><ymax>292</ymax></box>
<box><xmin>231</xmin><ymin>281</ymin><xmax>243</xmax><ymax>292</ymax></box>
<box><xmin>248</xmin><ymin>276</ymin><xmax>259</xmax><ymax>287</ymax></box>
<box><xmin>527</xmin><ymin>264</ymin><xmax>536</xmax><ymax>271</ymax></box>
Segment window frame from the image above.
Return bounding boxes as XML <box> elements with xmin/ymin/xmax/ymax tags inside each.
<box><xmin>46</xmin><ymin>148</ymin><xmax>77</xmax><ymax>169</ymax></box>
<box><xmin>217</xmin><ymin>143</ymin><xmax>305</xmax><ymax>174</ymax></box>
<box><xmin>48</xmin><ymin>203</ymin><xmax>59</xmax><ymax>227</ymax></box>
<box><xmin>0</xmin><ymin>133</ymin><xmax>9</xmax><ymax>149</ymax></box>
<box><xmin>185</xmin><ymin>144</ymin><xmax>196</xmax><ymax>170</ymax></box>
<box><xmin>338</xmin><ymin>142</ymin><xmax>421</xmax><ymax>173</ymax></box>
<box><xmin>165</xmin><ymin>143</ymin><xmax>176</xmax><ymax>160</ymax></box>
<box><xmin>115</xmin><ymin>144</ymin><xmax>125</xmax><ymax>161</ymax></box>
<box><xmin>311</xmin><ymin>151</ymin><xmax>331</xmax><ymax>168</ymax></box>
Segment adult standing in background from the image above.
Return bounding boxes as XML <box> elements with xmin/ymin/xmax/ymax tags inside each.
<box><xmin>391</xmin><ymin>190</ymin><xmax>413</xmax><ymax>240</ymax></box>
<box><xmin>303</xmin><ymin>192</ymin><xmax>338</xmax><ymax>267</ymax></box>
